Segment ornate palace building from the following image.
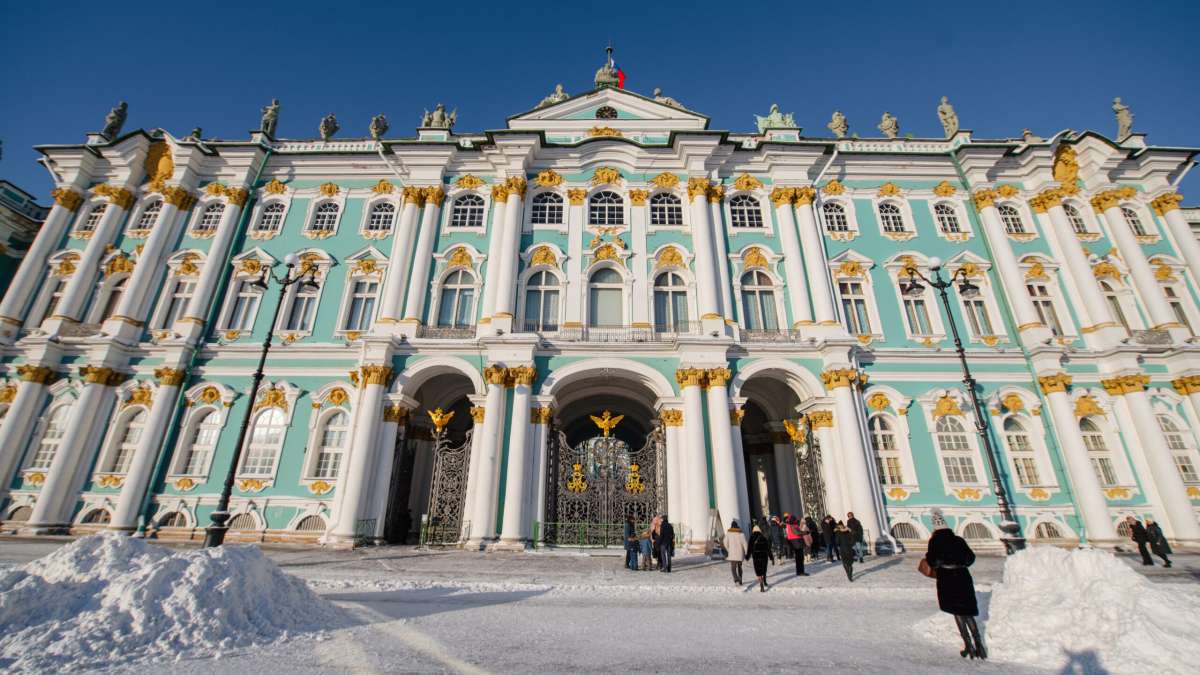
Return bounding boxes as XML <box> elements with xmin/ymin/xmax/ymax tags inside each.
<box><xmin>2</xmin><ymin>64</ymin><xmax>1200</xmax><ymax>552</ymax></box>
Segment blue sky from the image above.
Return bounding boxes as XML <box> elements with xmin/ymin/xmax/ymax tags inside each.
<box><xmin>3</xmin><ymin>0</ymin><xmax>1198</xmax><ymax>199</ymax></box>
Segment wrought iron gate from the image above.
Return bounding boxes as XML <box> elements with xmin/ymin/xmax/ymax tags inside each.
<box><xmin>543</xmin><ymin>425</ymin><xmax>666</xmax><ymax>546</ymax></box>
<box><xmin>794</xmin><ymin>423</ymin><xmax>827</xmax><ymax>520</ymax></box>
<box><xmin>424</xmin><ymin>429</ymin><xmax>473</xmax><ymax>545</ymax></box>
<box><xmin>382</xmin><ymin>423</ymin><xmax>412</xmax><ymax>544</ymax></box>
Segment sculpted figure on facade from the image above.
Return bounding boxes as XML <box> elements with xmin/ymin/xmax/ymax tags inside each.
<box><xmin>1021</xmin><ymin>128</ymin><xmax>1043</xmax><ymax>143</ymax></box>
<box><xmin>187</xmin><ymin>127</ymin><xmax>202</xmax><ymax>141</ymax></box>
<box><xmin>877</xmin><ymin>111</ymin><xmax>899</xmax><ymax>138</ymax></box>
<box><xmin>422</xmin><ymin>104</ymin><xmax>457</xmax><ymax>129</ymax></box>
<box><xmin>1113</xmin><ymin>97</ymin><xmax>1134</xmax><ymax>138</ymax></box>
<box><xmin>260</xmin><ymin>99</ymin><xmax>281</xmax><ymax>137</ymax></box>
<box><xmin>319</xmin><ymin>113</ymin><xmax>339</xmax><ymax>140</ymax></box>
<box><xmin>536</xmin><ymin>85</ymin><xmax>570</xmax><ymax>109</ymax></box>
<box><xmin>100</xmin><ymin>102</ymin><xmax>128</xmax><ymax>141</ymax></box>
<box><xmin>754</xmin><ymin>104</ymin><xmax>796</xmax><ymax>134</ymax></box>
<box><xmin>594</xmin><ymin>60</ymin><xmax>619</xmax><ymax>88</ymax></box>
<box><xmin>937</xmin><ymin>97</ymin><xmax>959</xmax><ymax>138</ymax></box>
<box><xmin>653</xmin><ymin>88</ymin><xmax>683</xmax><ymax>109</ymax></box>
<box><xmin>827</xmin><ymin>110</ymin><xmax>849</xmax><ymax>138</ymax></box>
<box><xmin>369</xmin><ymin>113</ymin><xmax>389</xmax><ymax>139</ymax></box>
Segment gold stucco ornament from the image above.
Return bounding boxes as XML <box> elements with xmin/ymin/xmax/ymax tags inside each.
<box><xmin>590</xmin><ymin>410</ymin><xmax>623</xmax><ymax>436</ymax></box>
<box><xmin>428</xmin><ymin>408</ymin><xmax>454</xmax><ymax>434</ymax></box>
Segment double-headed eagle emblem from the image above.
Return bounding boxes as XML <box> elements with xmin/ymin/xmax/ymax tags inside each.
<box><xmin>590</xmin><ymin>410</ymin><xmax>624</xmax><ymax>437</ymax></box>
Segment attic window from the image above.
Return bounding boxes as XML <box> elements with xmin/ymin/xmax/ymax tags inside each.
<box><xmin>596</xmin><ymin>106</ymin><xmax>617</xmax><ymax>120</ymax></box>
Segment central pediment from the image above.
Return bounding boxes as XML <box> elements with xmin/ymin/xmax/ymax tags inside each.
<box><xmin>507</xmin><ymin>87</ymin><xmax>709</xmax><ymax>137</ymax></box>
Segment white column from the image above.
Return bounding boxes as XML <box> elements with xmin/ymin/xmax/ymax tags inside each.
<box><xmin>478</xmin><ymin>187</ymin><xmax>509</xmax><ymax>327</ymax></box>
<box><xmin>825</xmin><ymin>370</ymin><xmax>885</xmax><ymax>543</ymax></box>
<box><xmin>769</xmin><ymin>428</ymin><xmax>801</xmax><ymax>515</ymax></box>
<box><xmin>469</xmin><ymin>367</ymin><xmax>508</xmax><ymax>546</ymax></box>
<box><xmin>376</xmin><ymin>194</ymin><xmax>423</xmax><ymax>325</ymax></box>
<box><xmin>461</xmin><ymin>400</ymin><xmax>486</xmax><ymax>534</ymax></box>
<box><xmin>528</xmin><ymin>407</ymin><xmax>551</xmax><ymax>541</ymax></box>
<box><xmin>811</xmin><ymin>413</ymin><xmax>843</xmax><ymax>518</ymax></box>
<box><xmin>770</xmin><ymin>190</ymin><xmax>814</xmax><ymax>326</ymax></box>
<box><xmin>1096</xmin><ymin>193</ymin><xmax>1183</xmax><ymax>338</ymax></box>
<box><xmin>108</xmin><ymin>192</ymin><xmax>191</xmax><ymax>337</ymax></box>
<box><xmin>0</xmin><ymin>368</ymin><xmax>53</xmax><ymax>490</ymax></box>
<box><xmin>25</xmin><ymin>368</ymin><xmax>116</xmax><ymax>530</ymax></box>
<box><xmin>973</xmin><ymin>192</ymin><xmax>1052</xmax><ymax>343</ymax></box>
<box><xmin>1039</xmin><ymin>193</ymin><xmax>1125</xmax><ymax>347</ymax></box>
<box><xmin>401</xmin><ymin>189</ymin><xmax>444</xmax><ymax>326</ymax></box>
<box><xmin>1158</xmin><ymin>197</ymin><xmax>1200</xmax><ymax>280</ymax></box>
<box><xmin>707</xmin><ymin>197</ymin><xmax>734</xmax><ymax>321</ymax></box>
<box><xmin>492</xmin><ymin>182</ymin><xmax>526</xmax><ymax>326</ymax></box>
<box><xmin>564</xmin><ymin>191</ymin><xmax>584</xmax><ymax>328</ymax></box>
<box><xmin>1110</xmin><ymin>376</ymin><xmax>1200</xmax><ymax>543</ymax></box>
<box><xmin>176</xmin><ymin>191</ymin><xmax>246</xmax><ymax>342</ymax></box>
<box><xmin>663</xmin><ymin>411</ymin><xmax>684</xmax><ymax>526</ymax></box>
<box><xmin>0</xmin><ymin>194</ymin><xmax>81</xmax><ymax>334</ymax></box>
<box><xmin>109</xmin><ymin>370</ymin><xmax>185</xmax><ymax>531</ymax></box>
<box><xmin>678</xmin><ymin>369</ymin><xmax>713</xmax><ymax>547</ymax></box>
<box><xmin>53</xmin><ymin>193</ymin><xmax>134</xmax><ymax>324</ymax></box>
<box><xmin>631</xmin><ymin>194</ymin><xmax>650</xmax><ymax>326</ymax></box>
<box><xmin>498</xmin><ymin>366</ymin><xmax>535</xmax><ymax>548</ymax></box>
<box><xmin>687</xmin><ymin>180</ymin><xmax>722</xmax><ymax>321</ymax></box>
<box><xmin>1039</xmin><ymin>375</ymin><xmax>1120</xmax><ymax>543</ymax></box>
<box><xmin>706</xmin><ymin>371</ymin><xmax>749</xmax><ymax>530</ymax></box>
<box><xmin>795</xmin><ymin>194</ymin><xmax>838</xmax><ymax>326</ymax></box>
<box><xmin>332</xmin><ymin>366</ymin><xmax>389</xmax><ymax>539</ymax></box>
<box><xmin>368</xmin><ymin>406</ymin><xmax>404</xmax><ymax>539</ymax></box>
<box><xmin>728</xmin><ymin>407</ymin><xmax>754</xmax><ymax>526</ymax></box>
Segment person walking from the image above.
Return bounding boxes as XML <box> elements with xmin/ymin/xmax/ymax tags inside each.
<box><xmin>657</xmin><ymin>515</ymin><xmax>675</xmax><ymax>573</ymax></box>
<box><xmin>835</xmin><ymin>523</ymin><xmax>856</xmax><ymax>582</ymax></box>
<box><xmin>805</xmin><ymin>516</ymin><xmax>821</xmax><ymax>563</ymax></box>
<box><xmin>785</xmin><ymin>515</ymin><xmax>810</xmax><ymax>576</ymax></box>
<box><xmin>821</xmin><ymin>515</ymin><xmax>838</xmax><ymax>562</ymax></box>
<box><xmin>725</xmin><ymin>520</ymin><xmax>748</xmax><ymax>586</ymax></box>
<box><xmin>1145</xmin><ymin>517</ymin><xmax>1173</xmax><ymax>568</ymax></box>
<box><xmin>651</xmin><ymin>517</ymin><xmax>662</xmax><ymax>569</ymax></box>
<box><xmin>1126</xmin><ymin>516</ymin><xmax>1153</xmax><ymax>566</ymax></box>
<box><xmin>924</xmin><ymin>509</ymin><xmax>986</xmax><ymax>660</ymax></box>
<box><xmin>639</xmin><ymin>529</ymin><xmax>653</xmax><ymax>570</ymax></box>
<box><xmin>624</xmin><ymin>515</ymin><xmax>637</xmax><ymax>571</ymax></box>
<box><xmin>747</xmin><ymin>524</ymin><xmax>775</xmax><ymax>592</ymax></box>
<box><xmin>847</xmin><ymin>512</ymin><xmax>864</xmax><ymax>563</ymax></box>
<box><xmin>769</xmin><ymin>516</ymin><xmax>785</xmax><ymax>561</ymax></box>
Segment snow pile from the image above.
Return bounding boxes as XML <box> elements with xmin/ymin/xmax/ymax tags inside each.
<box><xmin>0</xmin><ymin>534</ymin><xmax>347</xmax><ymax>672</ymax></box>
<box><xmin>985</xmin><ymin>545</ymin><xmax>1200</xmax><ymax>675</ymax></box>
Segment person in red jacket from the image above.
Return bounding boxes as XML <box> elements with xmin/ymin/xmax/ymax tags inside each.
<box><xmin>785</xmin><ymin>515</ymin><xmax>810</xmax><ymax>576</ymax></box>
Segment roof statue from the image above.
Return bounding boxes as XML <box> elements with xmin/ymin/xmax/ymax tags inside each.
<box><xmin>828</xmin><ymin>110</ymin><xmax>849</xmax><ymax>138</ymax></box>
<box><xmin>369</xmin><ymin>113</ymin><xmax>389</xmax><ymax>140</ymax></box>
<box><xmin>1022</xmin><ymin>128</ymin><xmax>1043</xmax><ymax>143</ymax></box>
<box><xmin>654</xmin><ymin>88</ymin><xmax>683</xmax><ymax>109</ymax></box>
<box><xmin>100</xmin><ymin>102</ymin><xmax>128</xmax><ymax>141</ymax></box>
<box><xmin>319</xmin><ymin>113</ymin><xmax>339</xmax><ymax>140</ymax></box>
<box><xmin>188</xmin><ymin>127</ymin><xmax>202</xmax><ymax>141</ymax></box>
<box><xmin>938</xmin><ymin>97</ymin><xmax>959</xmax><ymax>138</ymax></box>
<box><xmin>536</xmin><ymin>84</ymin><xmax>570</xmax><ymax>109</ymax></box>
<box><xmin>421</xmin><ymin>103</ymin><xmax>457</xmax><ymax>130</ymax></box>
<box><xmin>878</xmin><ymin>111</ymin><xmax>899</xmax><ymax>138</ymax></box>
<box><xmin>754</xmin><ymin>104</ymin><xmax>796</xmax><ymax>134</ymax></box>
<box><xmin>260</xmin><ymin>99</ymin><xmax>280</xmax><ymax>137</ymax></box>
<box><xmin>595</xmin><ymin>47</ymin><xmax>619</xmax><ymax>88</ymax></box>
<box><xmin>1113</xmin><ymin>97</ymin><xmax>1134</xmax><ymax>139</ymax></box>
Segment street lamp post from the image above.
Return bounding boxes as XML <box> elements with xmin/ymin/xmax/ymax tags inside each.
<box><xmin>202</xmin><ymin>253</ymin><xmax>320</xmax><ymax>548</ymax></box>
<box><xmin>903</xmin><ymin>256</ymin><xmax>1025</xmax><ymax>554</ymax></box>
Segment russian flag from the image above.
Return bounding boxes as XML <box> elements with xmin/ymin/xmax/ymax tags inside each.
<box><xmin>610</xmin><ymin>54</ymin><xmax>626</xmax><ymax>89</ymax></box>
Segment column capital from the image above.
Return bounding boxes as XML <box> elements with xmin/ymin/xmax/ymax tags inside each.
<box><xmin>706</xmin><ymin>367</ymin><xmax>732</xmax><ymax>388</ymax></box>
<box><xmin>359</xmin><ymin>364</ymin><xmax>394</xmax><ymax>388</ymax></box>
<box><xmin>1037</xmin><ymin>373</ymin><xmax>1073</xmax><ymax>395</ymax></box>
<box><xmin>16</xmin><ymin>365</ymin><xmax>56</xmax><ymax>384</ymax></box>
<box><xmin>510</xmin><ymin>365</ymin><xmax>538</xmax><ymax>387</ymax></box>
<box><xmin>225</xmin><ymin>187</ymin><xmax>250</xmax><ymax>208</ymax></box>
<box><xmin>769</xmin><ymin>187</ymin><xmax>795</xmax><ymax>207</ymax></box>
<box><xmin>153</xmin><ymin>367</ymin><xmax>187</xmax><ymax>387</ymax></box>
<box><xmin>687</xmin><ymin>177</ymin><xmax>711</xmax><ymax>201</ymax></box>
<box><xmin>422</xmin><ymin>186</ymin><xmax>446</xmax><ymax>208</ymax></box>
<box><xmin>402</xmin><ymin>186</ymin><xmax>426</xmax><ymax>207</ymax></box>
<box><xmin>470</xmin><ymin>406</ymin><xmax>486</xmax><ymax>423</ymax></box>
<box><xmin>660</xmin><ymin>409</ymin><xmax>683</xmax><ymax>426</ymax></box>
<box><xmin>793</xmin><ymin>187</ymin><xmax>817</xmax><ymax>206</ymax></box>
<box><xmin>729</xmin><ymin>409</ymin><xmax>744</xmax><ymax>426</ymax></box>
<box><xmin>808</xmin><ymin>410</ymin><xmax>834</xmax><ymax>428</ymax></box>
<box><xmin>383</xmin><ymin>406</ymin><xmax>409</xmax><ymax>423</ymax></box>
<box><xmin>706</xmin><ymin>184</ymin><xmax>725</xmax><ymax>204</ymax></box>
<box><xmin>0</xmin><ymin>384</ymin><xmax>13</xmax><ymax>402</ymax></box>
<box><xmin>483</xmin><ymin>366</ymin><xmax>509</xmax><ymax>386</ymax></box>
<box><xmin>1171</xmin><ymin>375</ymin><xmax>1200</xmax><ymax>396</ymax></box>
<box><xmin>972</xmin><ymin>189</ymin><xmax>998</xmax><ymax>211</ymax></box>
<box><xmin>93</xmin><ymin>184</ymin><xmax>136</xmax><ymax>210</ymax></box>
<box><xmin>1090</xmin><ymin>190</ymin><xmax>1124</xmax><ymax>212</ymax></box>
<box><xmin>160</xmin><ymin>186</ymin><xmax>196</xmax><ymax>210</ymax></box>
<box><xmin>531</xmin><ymin>406</ymin><xmax>553</xmax><ymax>424</ymax></box>
<box><xmin>50</xmin><ymin>188</ymin><xmax>84</xmax><ymax>212</ymax></box>
<box><xmin>675</xmin><ymin>367</ymin><xmax>709</xmax><ymax>389</ymax></box>
<box><xmin>79</xmin><ymin>365</ymin><xmax>120</xmax><ymax>385</ymax></box>
<box><xmin>821</xmin><ymin>368</ymin><xmax>859</xmax><ymax>390</ymax></box>
<box><xmin>1100</xmin><ymin>374</ymin><xmax>1149</xmax><ymax>396</ymax></box>
<box><xmin>1030</xmin><ymin>189</ymin><xmax>1064</xmax><ymax>214</ymax></box>
<box><xmin>490</xmin><ymin>184</ymin><xmax>508</xmax><ymax>203</ymax></box>
<box><xmin>1151</xmin><ymin>192</ymin><xmax>1182</xmax><ymax>216</ymax></box>
<box><xmin>629</xmin><ymin>189</ymin><xmax>648</xmax><ymax>206</ymax></box>
<box><xmin>567</xmin><ymin>188</ymin><xmax>586</xmax><ymax>205</ymax></box>
<box><xmin>504</xmin><ymin>177</ymin><xmax>527</xmax><ymax>200</ymax></box>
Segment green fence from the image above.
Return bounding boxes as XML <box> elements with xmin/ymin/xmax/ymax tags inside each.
<box><xmin>354</xmin><ymin>518</ymin><xmax>377</xmax><ymax>547</ymax></box>
<box><xmin>419</xmin><ymin>518</ymin><xmax>472</xmax><ymax>548</ymax></box>
<box><xmin>533</xmin><ymin>522</ymin><xmax>691</xmax><ymax>553</ymax></box>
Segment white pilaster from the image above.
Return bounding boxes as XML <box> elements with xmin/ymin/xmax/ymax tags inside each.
<box><xmin>106</xmin><ymin>196</ymin><xmax>190</xmax><ymax>340</ymax></box>
<box><xmin>771</xmin><ymin>194</ymin><xmax>814</xmax><ymax>327</ymax></box>
<box><xmin>631</xmin><ymin>196</ymin><xmax>649</xmax><ymax>326</ymax></box>
<box><xmin>528</xmin><ymin>406</ymin><xmax>551</xmax><ymax>541</ymax></box>
<box><xmin>50</xmin><ymin>198</ymin><xmax>132</xmax><ymax>327</ymax></box>
<box><xmin>662</xmin><ymin>409</ymin><xmax>684</xmax><ymax>526</ymax></box>
<box><xmin>564</xmin><ymin>194</ymin><xmax>584</xmax><ymax>328</ymax></box>
<box><xmin>0</xmin><ymin>199</ymin><xmax>79</xmax><ymax>338</ymax></box>
<box><xmin>332</xmin><ymin>370</ymin><xmax>388</xmax><ymax>539</ymax></box>
<box><xmin>688</xmin><ymin>183</ymin><xmax>722</xmax><ymax>330</ymax></box>
<box><xmin>1160</xmin><ymin>201</ymin><xmax>1200</xmax><ymax>282</ymax></box>
<box><xmin>812</xmin><ymin>415</ymin><xmax>843</xmax><ymax>519</ymax></box>
<box><xmin>974</xmin><ymin>194</ymin><xmax>1053</xmax><ymax>344</ymax></box>
<box><xmin>376</xmin><ymin>196</ymin><xmax>422</xmax><ymax>326</ymax></box>
<box><xmin>679</xmin><ymin>371</ymin><xmax>712</xmax><ymax>548</ymax></box>
<box><xmin>109</xmin><ymin>378</ymin><xmax>181</xmax><ymax>530</ymax></box>
<box><xmin>0</xmin><ymin>371</ymin><xmax>52</xmax><ymax>491</ymax></box>
<box><xmin>468</xmin><ymin>368</ymin><xmax>508</xmax><ymax>546</ymax></box>
<box><xmin>478</xmin><ymin>191</ymin><xmax>509</xmax><ymax>330</ymax></box>
<box><xmin>825</xmin><ymin>370</ymin><xmax>885</xmax><ymax>544</ymax></box>
<box><xmin>368</xmin><ymin>407</ymin><xmax>404</xmax><ymax>539</ymax></box>
<box><xmin>492</xmin><ymin>185</ymin><xmax>526</xmax><ymax>332</ymax></box>
<box><xmin>795</xmin><ymin>197</ymin><xmax>838</xmax><ymax>326</ymax></box>
<box><xmin>401</xmin><ymin>191</ymin><xmax>444</xmax><ymax>332</ymax></box>
<box><xmin>707</xmin><ymin>198</ymin><xmax>734</xmax><ymax>322</ymax></box>
<box><xmin>706</xmin><ymin>373</ymin><xmax>749</xmax><ymax>530</ymax></box>
<box><xmin>176</xmin><ymin>196</ymin><xmax>245</xmax><ymax>342</ymax></box>
<box><xmin>497</xmin><ymin>367</ymin><xmax>535</xmax><ymax>549</ymax></box>
<box><xmin>1099</xmin><ymin>197</ymin><xmax>1185</xmax><ymax>339</ymax></box>
<box><xmin>1040</xmin><ymin>196</ymin><xmax>1126</xmax><ymax>348</ymax></box>
<box><xmin>461</xmin><ymin>397</ymin><xmax>486</xmax><ymax>535</ymax></box>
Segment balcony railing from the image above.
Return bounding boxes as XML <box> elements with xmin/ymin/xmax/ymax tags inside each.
<box><xmin>516</xmin><ymin>321</ymin><xmax>701</xmax><ymax>343</ymax></box>
<box><xmin>740</xmin><ymin>328</ymin><xmax>804</xmax><ymax>343</ymax></box>
<box><xmin>416</xmin><ymin>324</ymin><xmax>475</xmax><ymax>340</ymax></box>
<box><xmin>1129</xmin><ymin>329</ymin><xmax>1172</xmax><ymax>345</ymax></box>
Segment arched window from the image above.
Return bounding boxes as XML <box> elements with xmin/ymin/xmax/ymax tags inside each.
<box><xmin>257</xmin><ymin>203</ymin><xmax>285</xmax><ymax>232</ymax></box>
<box><xmin>839</xmin><ymin>280</ymin><xmax>872</xmax><ymax>334</ymax></box>
<box><xmin>891</xmin><ymin>522</ymin><xmax>919</xmax><ymax>540</ymax></box>
<box><xmin>242</xmin><ymin>408</ymin><xmax>285</xmax><ymax>476</ymax></box>
<box><xmin>740</xmin><ymin>271</ymin><xmax>778</xmax><ymax>330</ymax></box>
<box><xmin>998</xmin><ymin>205</ymin><xmax>1025</xmax><ymax>234</ymax></box>
<box><xmin>963</xmin><ymin>523</ymin><xmax>992</xmax><ymax>540</ymax></box>
<box><xmin>80</xmin><ymin>204</ymin><xmax>107</xmax><ymax>232</ymax></box>
<box><xmin>183</xmin><ymin>410</ymin><xmax>220</xmax><ymax>475</ymax></box>
<box><xmin>228</xmin><ymin>513</ymin><xmax>257</xmax><ymax>530</ymax></box>
<box><xmin>437</xmin><ymin>270</ymin><xmax>475</xmax><ymax>327</ymax></box>
<box><xmin>870</xmin><ymin>416</ymin><xmax>904</xmax><ymax>485</ymax></box>
<box><xmin>82</xmin><ymin>509</ymin><xmax>111</xmax><ymax>525</ymax></box>
<box><xmin>1158</xmin><ymin>415</ymin><xmax>1199</xmax><ymax>483</ymax></box>
<box><xmin>136</xmin><ymin>201</ymin><xmax>162</xmax><ymax>231</ymax></box>
<box><xmin>159</xmin><ymin>279</ymin><xmax>195</xmax><ymax>329</ymax></box>
<box><xmin>8</xmin><ymin>506</ymin><xmax>32</xmax><ymax>522</ymax></box>
<box><xmin>1034</xmin><ymin>522</ymin><xmax>1064</xmax><ymax>539</ymax></box>
<box><xmin>531</xmin><ymin>193</ymin><xmax>563</xmax><ymax>225</ymax></box>
<box><xmin>450</xmin><ymin>195</ymin><xmax>485</xmax><ymax>227</ymax></box>
<box><xmin>1064</xmin><ymin>204</ymin><xmax>1088</xmax><ymax>234</ymax></box>
<box><xmin>109</xmin><ymin>410</ymin><xmax>147</xmax><ymax>474</ymax></box>
<box><xmin>32</xmin><ymin>404</ymin><xmax>73</xmax><ymax>469</ymax></box>
<box><xmin>309</xmin><ymin>203</ymin><xmax>339</xmax><ymax>232</ymax></box>
<box><xmin>99</xmin><ymin>278</ymin><xmax>127</xmax><ymax>323</ymax></box>
<box><xmin>936</xmin><ymin>416</ymin><xmax>978</xmax><ymax>484</ymax></box>
<box><xmin>367</xmin><ymin>203</ymin><xmax>395</xmax><ymax>232</ymax></box>
<box><xmin>1164</xmin><ymin>286</ymin><xmax>1194</xmax><ymax>334</ymax></box>
<box><xmin>653</xmin><ymin>272</ymin><xmax>689</xmax><ymax>329</ymax></box>
<box><xmin>934</xmin><ymin>204</ymin><xmax>960</xmax><ymax>233</ymax></box>
<box><xmin>588</xmin><ymin>267</ymin><xmax>623</xmax><ymax>326</ymax></box>
<box><xmin>1004</xmin><ymin>418</ymin><xmax>1040</xmax><ymax>486</ymax></box>
<box><xmin>1117</xmin><ymin>520</ymin><xmax>1133</xmax><ymax>538</ymax></box>
<box><xmin>344</xmin><ymin>280</ymin><xmax>378</xmax><ymax>331</ymax></box>
<box><xmin>197</xmin><ymin>203</ymin><xmax>224</xmax><ymax>232</ymax></box>
<box><xmin>823</xmin><ymin>203</ymin><xmax>848</xmax><ymax>232</ymax></box>
<box><xmin>650</xmin><ymin>193</ymin><xmax>683</xmax><ymax>226</ymax></box>
<box><xmin>158</xmin><ymin>512</ymin><xmax>187</xmax><ymax>528</ymax></box>
<box><xmin>878</xmin><ymin>203</ymin><xmax>905</xmax><ymax>232</ymax></box>
<box><xmin>523</xmin><ymin>271</ymin><xmax>560</xmax><ymax>331</ymax></box>
<box><xmin>589</xmin><ymin>191</ymin><xmax>624</xmax><ymax>226</ymax></box>
<box><xmin>295</xmin><ymin>515</ymin><xmax>326</xmax><ymax>532</ymax></box>
<box><xmin>1099</xmin><ymin>281</ymin><xmax>1128</xmax><ymax>329</ymax></box>
<box><xmin>315</xmin><ymin>411</ymin><xmax>348</xmax><ymax>478</ymax></box>
<box><xmin>1121</xmin><ymin>207</ymin><xmax>1146</xmax><ymax>236</ymax></box>
<box><xmin>729</xmin><ymin>195</ymin><xmax>763</xmax><ymax>228</ymax></box>
<box><xmin>1080</xmin><ymin>418</ymin><xmax>1117</xmax><ymax>486</ymax></box>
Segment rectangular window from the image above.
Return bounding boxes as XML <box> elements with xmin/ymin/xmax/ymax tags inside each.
<box><xmin>942</xmin><ymin>456</ymin><xmax>978</xmax><ymax>484</ymax></box>
<box><xmin>286</xmin><ymin>291</ymin><xmax>319</xmax><ymax>331</ymax></box>
<box><xmin>839</xmin><ymin>281</ymin><xmax>871</xmax><ymax>334</ymax></box>
<box><xmin>588</xmin><ymin>288</ymin><xmax>622</xmax><ymax>326</ymax></box>
<box><xmin>903</xmin><ymin>295</ymin><xmax>932</xmax><ymax>334</ymax></box>
<box><xmin>1175</xmin><ymin>455</ymin><xmax>1199</xmax><ymax>483</ymax></box>
<box><xmin>1028</xmin><ymin>284</ymin><xmax>1063</xmax><ymax>335</ymax></box>
<box><xmin>111</xmin><ymin>446</ymin><xmax>136</xmax><ymax>474</ymax></box>
<box><xmin>227</xmin><ymin>281</ymin><xmax>260</xmax><ymax>331</ymax></box>
<box><xmin>1091</xmin><ymin>457</ymin><xmax>1118</xmax><ymax>486</ymax></box>
<box><xmin>161</xmin><ymin>281</ymin><xmax>196</xmax><ymax>329</ymax></box>
<box><xmin>1013</xmin><ymin>457</ymin><xmax>1040</xmax><ymax>486</ymax></box>
<box><xmin>1165</xmin><ymin>287</ymin><xmax>1193</xmax><ymax>334</ymax></box>
<box><xmin>965</xmin><ymin>299</ymin><xmax>994</xmax><ymax>335</ymax></box>
<box><xmin>345</xmin><ymin>281</ymin><xmax>378</xmax><ymax>331</ymax></box>
<box><xmin>40</xmin><ymin>280</ymin><xmax>67</xmax><ymax>324</ymax></box>
<box><xmin>875</xmin><ymin>457</ymin><xmax>904</xmax><ymax>485</ymax></box>
<box><xmin>242</xmin><ymin>446</ymin><xmax>275</xmax><ymax>475</ymax></box>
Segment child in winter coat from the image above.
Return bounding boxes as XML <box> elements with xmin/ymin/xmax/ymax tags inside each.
<box><xmin>639</xmin><ymin>531</ymin><xmax>654</xmax><ymax>570</ymax></box>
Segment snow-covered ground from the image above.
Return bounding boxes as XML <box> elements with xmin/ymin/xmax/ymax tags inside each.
<box><xmin>0</xmin><ymin>536</ymin><xmax>1196</xmax><ymax>674</ymax></box>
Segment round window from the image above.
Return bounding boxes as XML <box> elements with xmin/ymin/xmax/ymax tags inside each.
<box><xmin>596</xmin><ymin>106</ymin><xmax>617</xmax><ymax>120</ymax></box>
